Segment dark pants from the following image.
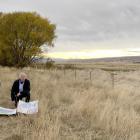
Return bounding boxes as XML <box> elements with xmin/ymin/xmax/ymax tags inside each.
<box><xmin>15</xmin><ymin>91</ymin><xmax>30</xmax><ymax>107</ymax></box>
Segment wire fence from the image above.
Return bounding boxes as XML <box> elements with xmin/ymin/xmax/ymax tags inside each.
<box><xmin>33</xmin><ymin>67</ymin><xmax>118</xmax><ymax>89</ymax></box>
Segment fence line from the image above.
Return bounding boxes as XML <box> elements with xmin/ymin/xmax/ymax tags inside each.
<box><xmin>33</xmin><ymin>66</ymin><xmax>117</xmax><ymax>88</ymax></box>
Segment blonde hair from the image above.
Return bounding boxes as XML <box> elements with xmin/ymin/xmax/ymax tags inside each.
<box><xmin>19</xmin><ymin>72</ymin><xmax>27</xmax><ymax>79</ymax></box>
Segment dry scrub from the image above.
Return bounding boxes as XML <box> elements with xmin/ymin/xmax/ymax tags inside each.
<box><xmin>0</xmin><ymin>67</ymin><xmax>140</xmax><ymax>140</ymax></box>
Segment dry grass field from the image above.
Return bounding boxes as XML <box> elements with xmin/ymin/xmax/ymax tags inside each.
<box><xmin>0</xmin><ymin>64</ymin><xmax>140</xmax><ymax>140</ymax></box>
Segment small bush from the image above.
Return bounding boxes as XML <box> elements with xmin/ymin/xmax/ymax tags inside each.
<box><xmin>45</xmin><ymin>58</ymin><xmax>55</xmax><ymax>69</ymax></box>
<box><xmin>64</xmin><ymin>64</ymin><xmax>75</xmax><ymax>69</ymax></box>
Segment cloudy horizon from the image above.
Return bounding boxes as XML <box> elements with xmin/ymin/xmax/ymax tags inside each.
<box><xmin>1</xmin><ymin>0</ymin><xmax>140</xmax><ymax>59</ymax></box>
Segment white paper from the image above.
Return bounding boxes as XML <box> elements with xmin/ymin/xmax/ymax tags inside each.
<box><xmin>0</xmin><ymin>107</ymin><xmax>16</xmax><ymax>115</ymax></box>
<box><xmin>17</xmin><ymin>100</ymin><xmax>38</xmax><ymax>114</ymax></box>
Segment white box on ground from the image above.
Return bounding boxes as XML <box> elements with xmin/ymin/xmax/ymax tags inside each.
<box><xmin>0</xmin><ymin>107</ymin><xmax>16</xmax><ymax>115</ymax></box>
<box><xmin>17</xmin><ymin>100</ymin><xmax>38</xmax><ymax>114</ymax></box>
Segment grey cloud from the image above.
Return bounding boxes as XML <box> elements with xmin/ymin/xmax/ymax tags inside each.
<box><xmin>55</xmin><ymin>0</ymin><xmax>140</xmax><ymax>42</ymax></box>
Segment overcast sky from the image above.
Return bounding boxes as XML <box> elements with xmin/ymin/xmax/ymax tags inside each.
<box><xmin>1</xmin><ymin>0</ymin><xmax>140</xmax><ymax>59</ymax></box>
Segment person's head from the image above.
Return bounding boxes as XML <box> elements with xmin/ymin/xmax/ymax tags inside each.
<box><xmin>19</xmin><ymin>72</ymin><xmax>27</xmax><ymax>82</ymax></box>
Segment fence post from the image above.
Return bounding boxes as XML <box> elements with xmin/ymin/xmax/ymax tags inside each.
<box><xmin>112</xmin><ymin>73</ymin><xmax>114</xmax><ymax>88</ymax></box>
<box><xmin>74</xmin><ymin>69</ymin><xmax>77</xmax><ymax>80</ymax></box>
<box><xmin>111</xmin><ymin>72</ymin><xmax>116</xmax><ymax>88</ymax></box>
<box><xmin>64</xmin><ymin>69</ymin><xmax>66</xmax><ymax>76</ymax></box>
<box><xmin>89</xmin><ymin>71</ymin><xmax>92</xmax><ymax>81</ymax></box>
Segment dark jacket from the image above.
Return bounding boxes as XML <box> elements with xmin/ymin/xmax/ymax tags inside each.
<box><xmin>11</xmin><ymin>79</ymin><xmax>30</xmax><ymax>101</ymax></box>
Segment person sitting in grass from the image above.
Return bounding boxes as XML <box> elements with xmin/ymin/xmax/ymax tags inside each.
<box><xmin>11</xmin><ymin>72</ymin><xmax>30</xmax><ymax>107</ymax></box>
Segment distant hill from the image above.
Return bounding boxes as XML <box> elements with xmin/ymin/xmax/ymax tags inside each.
<box><xmin>54</xmin><ymin>56</ymin><xmax>140</xmax><ymax>63</ymax></box>
<box><xmin>40</xmin><ymin>56</ymin><xmax>140</xmax><ymax>64</ymax></box>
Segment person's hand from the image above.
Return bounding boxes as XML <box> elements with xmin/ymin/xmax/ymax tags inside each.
<box><xmin>17</xmin><ymin>93</ymin><xmax>20</xmax><ymax>96</ymax></box>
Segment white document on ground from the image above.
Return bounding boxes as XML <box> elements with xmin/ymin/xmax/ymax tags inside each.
<box><xmin>0</xmin><ymin>107</ymin><xmax>16</xmax><ymax>115</ymax></box>
<box><xmin>17</xmin><ymin>100</ymin><xmax>38</xmax><ymax>114</ymax></box>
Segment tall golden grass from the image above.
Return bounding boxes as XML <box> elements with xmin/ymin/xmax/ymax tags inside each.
<box><xmin>0</xmin><ymin>66</ymin><xmax>140</xmax><ymax>140</ymax></box>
